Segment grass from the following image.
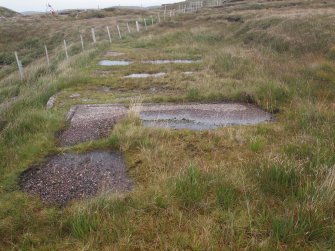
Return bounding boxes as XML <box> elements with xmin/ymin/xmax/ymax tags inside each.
<box><xmin>174</xmin><ymin>165</ymin><xmax>207</xmax><ymax>209</ymax></box>
<box><xmin>0</xmin><ymin>0</ymin><xmax>335</xmax><ymax>249</ymax></box>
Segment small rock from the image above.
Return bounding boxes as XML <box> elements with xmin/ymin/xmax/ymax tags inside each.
<box><xmin>69</xmin><ymin>93</ymin><xmax>81</xmax><ymax>98</ymax></box>
<box><xmin>46</xmin><ymin>94</ymin><xmax>57</xmax><ymax>109</ymax></box>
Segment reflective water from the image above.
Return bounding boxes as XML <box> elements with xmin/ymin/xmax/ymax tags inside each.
<box><xmin>142</xmin><ymin>60</ymin><xmax>199</xmax><ymax>64</ymax></box>
<box><xmin>98</xmin><ymin>60</ymin><xmax>132</xmax><ymax>66</ymax></box>
<box><xmin>139</xmin><ymin>103</ymin><xmax>273</xmax><ymax>130</ymax></box>
<box><xmin>124</xmin><ymin>72</ymin><xmax>166</xmax><ymax>78</ymax></box>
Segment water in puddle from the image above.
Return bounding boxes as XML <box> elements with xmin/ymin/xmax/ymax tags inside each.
<box><xmin>124</xmin><ymin>72</ymin><xmax>166</xmax><ymax>78</ymax></box>
<box><xmin>139</xmin><ymin>103</ymin><xmax>273</xmax><ymax>130</ymax></box>
<box><xmin>142</xmin><ymin>60</ymin><xmax>199</xmax><ymax>64</ymax></box>
<box><xmin>98</xmin><ymin>60</ymin><xmax>132</xmax><ymax>66</ymax></box>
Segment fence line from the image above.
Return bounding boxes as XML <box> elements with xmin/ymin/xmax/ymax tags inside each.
<box><xmin>10</xmin><ymin>0</ymin><xmax>228</xmax><ymax>80</ymax></box>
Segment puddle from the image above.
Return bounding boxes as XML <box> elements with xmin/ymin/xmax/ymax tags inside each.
<box><xmin>105</xmin><ymin>51</ymin><xmax>125</xmax><ymax>57</ymax></box>
<box><xmin>20</xmin><ymin>151</ymin><xmax>132</xmax><ymax>206</ymax></box>
<box><xmin>58</xmin><ymin>104</ymin><xmax>127</xmax><ymax>146</ymax></box>
<box><xmin>142</xmin><ymin>60</ymin><xmax>199</xmax><ymax>64</ymax></box>
<box><xmin>98</xmin><ymin>60</ymin><xmax>132</xmax><ymax>66</ymax></box>
<box><xmin>139</xmin><ymin>103</ymin><xmax>273</xmax><ymax>130</ymax></box>
<box><xmin>124</xmin><ymin>72</ymin><xmax>166</xmax><ymax>79</ymax></box>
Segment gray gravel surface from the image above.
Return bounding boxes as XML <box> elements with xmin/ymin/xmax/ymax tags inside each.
<box><xmin>57</xmin><ymin>104</ymin><xmax>127</xmax><ymax>146</ymax></box>
<box><xmin>20</xmin><ymin>151</ymin><xmax>133</xmax><ymax>206</ymax></box>
<box><xmin>138</xmin><ymin>103</ymin><xmax>273</xmax><ymax>130</ymax></box>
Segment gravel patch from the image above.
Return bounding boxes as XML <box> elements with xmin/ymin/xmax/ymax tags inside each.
<box><xmin>57</xmin><ymin>103</ymin><xmax>272</xmax><ymax>146</ymax></box>
<box><xmin>139</xmin><ymin>103</ymin><xmax>273</xmax><ymax>130</ymax></box>
<box><xmin>124</xmin><ymin>72</ymin><xmax>166</xmax><ymax>79</ymax></box>
<box><xmin>142</xmin><ymin>60</ymin><xmax>200</xmax><ymax>64</ymax></box>
<box><xmin>20</xmin><ymin>151</ymin><xmax>132</xmax><ymax>206</ymax></box>
<box><xmin>57</xmin><ymin>104</ymin><xmax>127</xmax><ymax>146</ymax></box>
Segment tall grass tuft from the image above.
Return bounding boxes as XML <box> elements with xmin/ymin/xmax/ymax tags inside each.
<box><xmin>216</xmin><ymin>184</ymin><xmax>238</xmax><ymax>209</ymax></box>
<box><xmin>255</xmin><ymin>164</ymin><xmax>301</xmax><ymax>199</ymax></box>
<box><xmin>175</xmin><ymin>165</ymin><xmax>207</xmax><ymax>209</ymax></box>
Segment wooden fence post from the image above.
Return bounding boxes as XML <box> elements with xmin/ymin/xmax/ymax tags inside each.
<box><xmin>80</xmin><ymin>34</ymin><xmax>84</xmax><ymax>51</ymax></box>
<box><xmin>164</xmin><ymin>6</ymin><xmax>166</xmax><ymax>21</ymax></box>
<box><xmin>107</xmin><ymin>26</ymin><xmax>112</xmax><ymax>43</ymax></box>
<box><xmin>144</xmin><ymin>18</ymin><xmax>147</xmax><ymax>30</ymax></box>
<box><xmin>117</xmin><ymin>25</ymin><xmax>122</xmax><ymax>39</ymax></box>
<box><xmin>14</xmin><ymin>52</ymin><xmax>24</xmax><ymax>80</ymax></box>
<box><xmin>127</xmin><ymin>22</ymin><xmax>131</xmax><ymax>33</ymax></box>
<box><xmin>91</xmin><ymin>28</ymin><xmax>96</xmax><ymax>44</ymax></box>
<box><xmin>136</xmin><ymin>21</ymin><xmax>140</xmax><ymax>32</ymax></box>
<box><xmin>63</xmin><ymin>40</ymin><xmax>69</xmax><ymax>59</ymax></box>
<box><xmin>44</xmin><ymin>45</ymin><xmax>50</xmax><ymax>66</ymax></box>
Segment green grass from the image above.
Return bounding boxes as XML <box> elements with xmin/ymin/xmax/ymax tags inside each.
<box><xmin>174</xmin><ymin>165</ymin><xmax>207</xmax><ymax>209</ymax></box>
<box><xmin>0</xmin><ymin>7</ymin><xmax>19</xmax><ymax>17</ymax></box>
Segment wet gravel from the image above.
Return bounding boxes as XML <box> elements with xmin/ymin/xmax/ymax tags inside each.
<box><xmin>20</xmin><ymin>151</ymin><xmax>133</xmax><ymax>206</ymax></box>
<box><xmin>139</xmin><ymin>103</ymin><xmax>273</xmax><ymax>130</ymax></box>
<box><xmin>142</xmin><ymin>60</ymin><xmax>199</xmax><ymax>64</ymax></box>
<box><xmin>124</xmin><ymin>72</ymin><xmax>166</xmax><ymax>78</ymax></box>
<box><xmin>57</xmin><ymin>104</ymin><xmax>127</xmax><ymax>146</ymax></box>
<box><xmin>98</xmin><ymin>60</ymin><xmax>132</xmax><ymax>66</ymax></box>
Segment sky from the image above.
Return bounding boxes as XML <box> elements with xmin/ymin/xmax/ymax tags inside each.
<box><xmin>0</xmin><ymin>0</ymin><xmax>184</xmax><ymax>12</ymax></box>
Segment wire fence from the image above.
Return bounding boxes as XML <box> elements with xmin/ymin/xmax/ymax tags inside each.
<box><xmin>8</xmin><ymin>0</ymin><xmax>228</xmax><ymax>81</ymax></box>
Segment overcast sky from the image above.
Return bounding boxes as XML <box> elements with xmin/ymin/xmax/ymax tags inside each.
<box><xmin>0</xmin><ymin>0</ymin><xmax>183</xmax><ymax>12</ymax></box>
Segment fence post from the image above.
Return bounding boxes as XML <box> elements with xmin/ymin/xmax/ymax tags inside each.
<box><xmin>136</xmin><ymin>21</ymin><xmax>140</xmax><ymax>32</ymax></box>
<box><xmin>117</xmin><ymin>25</ymin><xmax>122</xmax><ymax>39</ymax></box>
<box><xmin>44</xmin><ymin>45</ymin><xmax>50</xmax><ymax>66</ymax></box>
<box><xmin>158</xmin><ymin>13</ymin><xmax>161</xmax><ymax>23</ymax></box>
<box><xmin>127</xmin><ymin>22</ymin><xmax>131</xmax><ymax>33</ymax></box>
<box><xmin>107</xmin><ymin>26</ymin><xmax>112</xmax><ymax>43</ymax></box>
<box><xmin>63</xmin><ymin>40</ymin><xmax>69</xmax><ymax>60</ymax></box>
<box><xmin>144</xmin><ymin>18</ymin><xmax>147</xmax><ymax>30</ymax></box>
<box><xmin>80</xmin><ymin>34</ymin><xmax>84</xmax><ymax>51</ymax></box>
<box><xmin>151</xmin><ymin>16</ymin><xmax>154</xmax><ymax>26</ymax></box>
<box><xmin>14</xmin><ymin>52</ymin><xmax>24</xmax><ymax>80</ymax></box>
<box><xmin>91</xmin><ymin>28</ymin><xmax>96</xmax><ymax>44</ymax></box>
<box><xmin>164</xmin><ymin>6</ymin><xmax>166</xmax><ymax>21</ymax></box>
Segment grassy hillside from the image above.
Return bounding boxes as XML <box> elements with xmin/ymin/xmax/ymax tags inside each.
<box><xmin>0</xmin><ymin>7</ymin><xmax>19</xmax><ymax>17</ymax></box>
<box><xmin>0</xmin><ymin>7</ymin><xmax>153</xmax><ymax>81</ymax></box>
<box><xmin>0</xmin><ymin>0</ymin><xmax>335</xmax><ymax>249</ymax></box>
